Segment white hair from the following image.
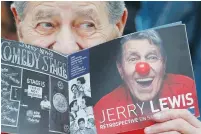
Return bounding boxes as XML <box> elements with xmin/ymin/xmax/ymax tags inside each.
<box><xmin>13</xmin><ymin>1</ymin><xmax>125</xmax><ymax>24</ymax></box>
<box><xmin>106</xmin><ymin>1</ymin><xmax>125</xmax><ymax>24</ymax></box>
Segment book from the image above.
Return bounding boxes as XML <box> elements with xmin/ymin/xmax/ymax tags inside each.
<box><xmin>1</xmin><ymin>24</ymin><xmax>200</xmax><ymax>134</ymax></box>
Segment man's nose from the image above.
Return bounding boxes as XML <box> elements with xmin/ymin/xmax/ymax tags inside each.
<box><xmin>135</xmin><ymin>62</ymin><xmax>151</xmax><ymax>76</ymax></box>
<box><xmin>52</xmin><ymin>25</ymin><xmax>80</xmax><ymax>55</ymax></box>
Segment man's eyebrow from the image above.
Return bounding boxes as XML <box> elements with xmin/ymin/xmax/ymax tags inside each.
<box><xmin>33</xmin><ymin>9</ymin><xmax>58</xmax><ymax>21</ymax></box>
<box><xmin>75</xmin><ymin>8</ymin><xmax>99</xmax><ymax>20</ymax></box>
<box><xmin>145</xmin><ymin>50</ymin><xmax>162</xmax><ymax>58</ymax></box>
<box><xmin>126</xmin><ymin>51</ymin><xmax>140</xmax><ymax>57</ymax></box>
<box><xmin>146</xmin><ymin>50</ymin><xmax>158</xmax><ymax>55</ymax></box>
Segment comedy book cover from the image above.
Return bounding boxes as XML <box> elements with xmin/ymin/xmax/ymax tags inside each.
<box><xmin>1</xmin><ymin>24</ymin><xmax>200</xmax><ymax>134</ymax></box>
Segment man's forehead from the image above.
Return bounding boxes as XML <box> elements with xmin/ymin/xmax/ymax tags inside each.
<box><xmin>122</xmin><ymin>39</ymin><xmax>160</xmax><ymax>53</ymax></box>
<box><xmin>27</xmin><ymin>1</ymin><xmax>106</xmax><ymax>11</ymax></box>
<box><xmin>25</xmin><ymin>1</ymin><xmax>107</xmax><ymax>22</ymax></box>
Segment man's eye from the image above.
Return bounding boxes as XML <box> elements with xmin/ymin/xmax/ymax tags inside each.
<box><xmin>35</xmin><ymin>22</ymin><xmax>55</xmax><ymax>35</ymax></box>
<box><xmin>74</xmin><ymin>22</ymin><xmax>96</xmax><ymax>37</ymax></box>
<box><xmin>78</xmin><ymin>22</ymin><xmax>95</xmax><ymax>29</ymax></box>
<box><xmin>129</xmin><ymin>58</ymin><xmax>137</xmax><ymax>61</ymax></box>
<box><xmin>147</xmin><ymin>55</ymin><xmax>159</xmax><ymax>61</ymax></box>
<box><xmin>128</xmin><ymin>57</ymin><xmax>139</xmax><ymax>62</ymax></box>
<box><xmin>37</xmin><ymin>22</ymin><xmax>54</xmax><ymax>29</ymax></box>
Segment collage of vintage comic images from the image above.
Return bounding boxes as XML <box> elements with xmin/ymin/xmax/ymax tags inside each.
<box><xmin>68</xmin><ymin>73</ymin><xmax>97</xmax><ymax>134</ymax></box>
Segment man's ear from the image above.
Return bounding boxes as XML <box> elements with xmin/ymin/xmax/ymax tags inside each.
<box><xmin>116</xmin><ymin>8</ymin><xmax>128</xmax><ymax>36</ymax></box>
<box><xmin>10</xmin><ymin>3</ymin><xmax>23</xmax><ymax>40</ymax></box>
<box><xmin>116</xmin><ymin>61</ymin><xmax>124</xmax><ymax>79</ymax></box>
<box><xmin>10</xmin><ymin>3</ymin><xmax>21</xmax><ymax>25</ymax></box>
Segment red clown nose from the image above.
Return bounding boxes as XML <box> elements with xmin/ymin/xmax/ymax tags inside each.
<box><xmin>135</xmin><ymin>62</ymin><xmax>151</xmax><ymax>76</ymax></box>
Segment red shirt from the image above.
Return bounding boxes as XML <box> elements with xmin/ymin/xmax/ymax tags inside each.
<box><xmin>94</xmin><ymin>74</ymin><xmax>200</xmax><ymax>134</ymax></box>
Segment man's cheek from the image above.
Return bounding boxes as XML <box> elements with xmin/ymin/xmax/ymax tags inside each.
<box><xmin>87</xmin><ymin>26</ymin><xmax>117</xmax><ymax>47</ymax></box>
<box><xmin>83</xmin><ymin>35</ymin><xmax>108</xmax><ymax>48</ymax></box>
<box><xmin>24</xmin><ymin>32</ymin><xmax>55</xmax><ymax>49</ymax></box>
<box><xmin>150</xmin><ymin>62</ymin><xmax>163</xmax><ymax>73</ymax></box>
<box><xmin>31</xmin><ymin>37</ymin><xmax>54</xmax><ymax>48</ymax></box>
<box><xmin>21</xmin><ymin>24</ymin><xmax>45</xmax><ymax>41</ymax></box>
<box><xmin>21</xmin><ymin>24</ymin><xmax>36</xmax><ymax>35</ymax></box>
<box><xmin>124</xmin><ymin>66</ymin><xmax>136</xmax><ymax>80</ymax></box>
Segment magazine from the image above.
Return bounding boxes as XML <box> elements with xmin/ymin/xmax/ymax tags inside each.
<box><xmin>1</xmin><ymin>24</ymin><xmax>200</xmax><ymax>134</ymax></box>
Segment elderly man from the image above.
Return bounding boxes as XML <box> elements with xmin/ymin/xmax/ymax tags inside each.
<box><xmin>10</xmin><ymin>1</ymin><xmax>201</xmax><ymax>134</ymax></box>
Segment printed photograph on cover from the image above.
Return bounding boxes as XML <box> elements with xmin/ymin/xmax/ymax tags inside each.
<box><xmin>68</xmin><ymin>73</ymin><xmax>97</xmax><ymax>134</ymax></box>
<box><xmin>69</xmin><ymin>73</ymin><xmax>91</xmax><ymax>103</ymax></box>
<box><xmin>89</xmin><ymin>25</ymin><xmax>200</xmax><ymax>134</ymax></box>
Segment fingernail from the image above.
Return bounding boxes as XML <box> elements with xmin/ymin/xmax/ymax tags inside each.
<box><xmin>153</xmin><ymin>113</ymin><xmax>161</xmax><ymax>120</ymax></box>
<box><xmin>144</xmin><ymin>127</ymin><xmax>151</xmax><ymax>134</ymax></box>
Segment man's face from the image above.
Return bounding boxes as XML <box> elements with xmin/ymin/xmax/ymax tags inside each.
<box><xmin>44</xmin><ymin>96</ymin><xmax>47</xmax><ymax>100</ymax></box>
<box><xmin>117</xmin><ymin>39</ymin><xmax>165</xmax><ymax>101</ymax></box>
<box><xmin>78</xmin><ymin>120</ymin><xmax>85</xmax><ymax>130</ymax></box>
<box><xmin>80</xmin><ymin>98</ymin><xmax>86</xmax><ymax>109</ymax></box>
<box><xmin>15</xmin><ymin>1</ymin><xmax>122</xmax><ymax>55</ymax></box>
<box><xmin>71</xmin><ymin>101</ymin><xmax>79</xmax><ymax>112</ymax></box>
<box><xmin>71</xmin><ymin>85</ymin><xmax>78</xmax><ymax>94</ymax></box>
<box><xmin>77</xmin><ymin>80</ymin><xmax>81</xmax><ymax>87</ymax></box>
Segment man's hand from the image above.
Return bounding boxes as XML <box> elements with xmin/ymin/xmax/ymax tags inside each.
<box><xmin>144</xmin><ymin>109</ymin><xmax>201</xmax><ymax>134</ymax></box>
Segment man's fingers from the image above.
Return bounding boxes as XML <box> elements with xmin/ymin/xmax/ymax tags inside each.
<box><xmin>152</xmin><ymin>109</ymin><xmax>201</xmax><ymax>127</ymax></box>
<box><xmin>144</xmin><ymin>118</ymin><xmax>195</xmax><ymax>134</ymax></box>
